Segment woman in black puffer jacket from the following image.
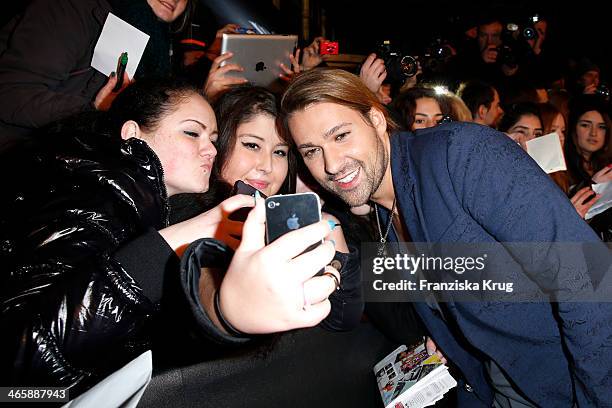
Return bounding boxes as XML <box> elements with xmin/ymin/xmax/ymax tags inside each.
<box><xmin>0</xmin><ymin>79</ymin><xmax>342</xmax><ymax>397</ymax></box>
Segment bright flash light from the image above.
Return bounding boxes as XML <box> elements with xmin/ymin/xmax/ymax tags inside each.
<box><xmin>434</xmin><ymin>86</ymin><xmax>449</xmax><ymax>95</ymax></box>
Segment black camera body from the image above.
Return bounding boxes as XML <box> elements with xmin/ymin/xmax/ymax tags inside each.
<box><xmin>498</xmin><ymin>17</ymin><xmax>539</xmax><ymax>68</ymax></box>
<box><xmin>596</xmin><ymin>84</ymin><xmax>611</xmax><ymax>101</ymax></box>
<box><xmin>377</xmin><ymin>40</ymin><xmax>418</xmax><ymax>85</ymax></box>
<box><xmin>375</xmin><ymin>38</ymin><xmax>453</xmax><ymax>85</ymax></box>
<box><xmin>496</xmin><ymin>44</ymin><xmax>518</xmax><ymax>68</ymax></box>
<box><xmin>421</xmin><ymin>37</ymin><xmax>454</xmax><ymax>73</ymax></box>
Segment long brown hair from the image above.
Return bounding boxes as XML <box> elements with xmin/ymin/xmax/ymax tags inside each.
<box><xmin>539</xmin><ymin>103</ymin><xmax>567</xmax><ymax>141</ymax></box>
<box><xmin>393</xmin><ymin>86</ymin><xmax>452</xmax><ymax>130</ymax></box>
<box><xmin>280</xmin><ymin>68</ymin><xmax>400</xmax><ymax>139</ymax></box>
<box><xmin>214</xmin><ymin>85</ymin><xmax>296</xmax><ymax>194</ymax></box>
<box><xmin>539</xmin><ymin>103</ymin><xmax>570</xmax><ymax>194</ymax></box>
<box><xmin>565</xmin><ymin>96</ymin><xmax>611</xmax><ymax>186</ymax></box>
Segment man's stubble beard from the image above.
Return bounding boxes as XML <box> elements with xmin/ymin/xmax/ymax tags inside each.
<box><xmin>321</xmin><ymin>129</ymin><xmax>388</xmax><ymax>207</ymax></box>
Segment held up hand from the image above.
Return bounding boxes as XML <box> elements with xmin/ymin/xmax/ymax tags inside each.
<box><xmin>203</xmin><ymin>52</ymin><xmax>248</xmax><ymax>101</ymax></box>
<box><xmin>204</xmin><ymin>52</ymin><xmax>249</xmax><ymax>101</ymax></box>
<box><xmin>570</xmin><ymin>186</ymin><xmax>601</xmax><ymax>219</ymax></box>
<box><xmin>583</xmin><ymin>83</ymin><xmax>598</xmax><ymax>95</ymax></box>
<box><xmin>159</xmin><ymin>194</ymin><xmax>254</xmax><ymax>254</ymax></box>
<box><xmin>218</xmin><ymin>195</ymin><xmax>340</xmax><ymax>334</ymax></box>
<box><xmin>93</xmin><ymin>70</ymin><xmax>131</xmax><ymax>111</ymax></box>
<box><xmin>301</xmin><ymin>37</ymin><xmax>326</xmax><ymax>71</ymax></box>
<box><xmin>279</xmin><ymin>48</ymin><xmax>301</xmax><ymax>82</ymax></box>
<box><xmin>359</xmin><ymin>53</ymin><xmax>387</xmax><ymax>94</ymax></box>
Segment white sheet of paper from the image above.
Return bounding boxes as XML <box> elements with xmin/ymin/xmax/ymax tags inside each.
<box><xmin>526</xmin><ymin>132</ymin><xmax>567</xmax><ymax>174</ymax></box>
<box><xmin>63</xmin><ymin>350</ymin><xmax>152</xmax><ymax>408</ymax></box>
<box><xmin>585</xmin><ymin>182</ymin><xmax>612</xmax><ymax>220</ymax></box>
<box><xmin>91</xmin><ymin>13</ymin><xmax>150</xmax><ymax>78</ymax></box>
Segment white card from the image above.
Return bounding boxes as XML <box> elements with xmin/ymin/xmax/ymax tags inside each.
<box><xmin>585</xmin><ymin>181</ymin><xmax>612</xmax><ymax>220</ymax></box>
<box><xmin>526</xmin><ymin>132</ymin><xmax>567</xmax><ymax>174</ymax></box>
<box><xmin>91</xmin><ymin>13</ymin><xmax>150</xmax><ymax>78</ymax></box>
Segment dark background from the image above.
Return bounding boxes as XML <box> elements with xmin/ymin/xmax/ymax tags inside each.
<box><xmin>315</xmin><ymin>0</ymin><xmax>608</xmax><ymax>78</ymax></box>
<box><xmin>209</xmin><ymin>0</ymin><xmax>611</xmax><ymax>80</ymax></box>
<box><xmin>4</xmin><ymin>0</ymin><xmax>609</xmax><ymax>78</ymax></box>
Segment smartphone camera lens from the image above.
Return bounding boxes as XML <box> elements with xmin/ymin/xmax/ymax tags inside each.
<box><xmin>267</xmin><ymin>201</ymin><xmax>279</xmax><ymax>209</ymax></box>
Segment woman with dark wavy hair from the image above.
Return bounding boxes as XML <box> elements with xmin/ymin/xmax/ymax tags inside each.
<box><xmin>213</xmin><ymin>85</ymin><xmax>296</xmax><ymax>197</ymax></box>
<box><xmin>393</xmin><ymin>86</ymin><xmax>452</xmax><ymax>131</ymax></box>
<box><xmin>212</xmin><ymin>85</ymin><xmax>363</xmax><ymax>332</ymax></box>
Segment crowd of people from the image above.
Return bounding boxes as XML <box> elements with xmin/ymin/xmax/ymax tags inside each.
<box><xmin>0</xmin><ymin>1</ymin><xmax>610</xmax><ymax>407</ymax></box>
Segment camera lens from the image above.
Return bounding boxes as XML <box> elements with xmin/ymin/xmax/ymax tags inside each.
<box><xmin>400</xmin><ymin>55</ymin><xmax>418</xmax><ymax>77</ymax></box>
<box><xmin>596</xmin><ymin>84</ymin><xmax>610</xmax><ymax>100</ymax></box>
<box><xmin>523</xmin><ymin>27</ymin><xmax>537</xmax><ymax>40</ymax></box>
<box><xmin>267</xmin><ymin>201</ymin><xmax>277</xmax><ymax>209</ymax></box>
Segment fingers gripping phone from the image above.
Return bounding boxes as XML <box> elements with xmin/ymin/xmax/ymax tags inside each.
<box><xmin>265</xmin><ymin>193</ymin><xmax>325</xmax><ymax>275</ymax></box>
<box><xmin>229</xmin><ymin>180</ymin><xmax>266</xmax><ymax>221</ymax></box>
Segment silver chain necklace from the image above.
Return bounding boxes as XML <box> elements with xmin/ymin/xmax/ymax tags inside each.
<box><xmin>374</xmin><ymin>199</ymin><xmax>397</xmax><ymax>257</ymax></box>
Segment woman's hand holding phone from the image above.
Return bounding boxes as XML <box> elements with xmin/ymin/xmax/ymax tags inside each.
<box><xmin>218</xmin><ymin>194</ymin><xmax>341</xmax><ymax>334</ymax></box>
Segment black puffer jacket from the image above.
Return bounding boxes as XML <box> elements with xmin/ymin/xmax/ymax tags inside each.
<box><xmin>0</xmin><ymin>129</ymin><xmax>365</xmax><ymax>395</ymax></box>
<box><xmin>0</xmin><ymin>0</ymin><xmax>175</xmax><ymax>150</ymax></box>
<box><xmin>0</xmin><ymin>130</ymin><xmax>236</xmax><ymax>396</ymax></box>
<box><xmin>0</xmin><ymin>0</ymin><xmax>110</xmax><ymax>146</ymax></box>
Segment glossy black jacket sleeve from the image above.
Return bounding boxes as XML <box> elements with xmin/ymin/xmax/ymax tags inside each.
<box><xmin>0</xmin><ymin>138</ymin><xmax>172</xmax><ymax>394</ymax></box>
<box><xmin>0</xmin><ymin>228</ymin><xmax>168</xmax><ymax>393</ymax></box>
<box><xmin>178</xmin><ymin>238</ymin><xmax>251</xmax><ymax>346</ymax></box>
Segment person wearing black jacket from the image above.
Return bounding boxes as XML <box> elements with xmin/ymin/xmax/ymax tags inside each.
<box><xmin>0</xmin><ymin>79</ymin><xmax>342</xmax><ymax>397</ymax></box>
<box><xmin>0</xmin><ymin>0</ymin><xmax>192</xmax><ymax>151</ymax></box>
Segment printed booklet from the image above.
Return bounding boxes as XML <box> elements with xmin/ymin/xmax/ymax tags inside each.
<box><xmin>373</xmin><ymin>341</ymin><xmax>457</xmax><ymax>408</ymax></box>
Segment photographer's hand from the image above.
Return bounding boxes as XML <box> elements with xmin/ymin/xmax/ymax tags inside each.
<box><xmin>302</xmin><ymin>37</ymin><xmax>326</xmax><ymax>70</ymax></box>
<box><xmin>398</xmin><ymin>61</ymin><xmax>422</xmax><ymax>93</ymax></box>
<box><xmin>279</xmin><ymin>48</ymin><xmax>301</xmax><ymax>82</ymax></box>
<box><xmin>583</xmin><ymin>83</ymin><xmax>598</xmax><ymax>95</ymax></box>
<box><xmin>359</xmin><ymin>53</ymin><xmax>387</xmax><ymax>94</ymax></box>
